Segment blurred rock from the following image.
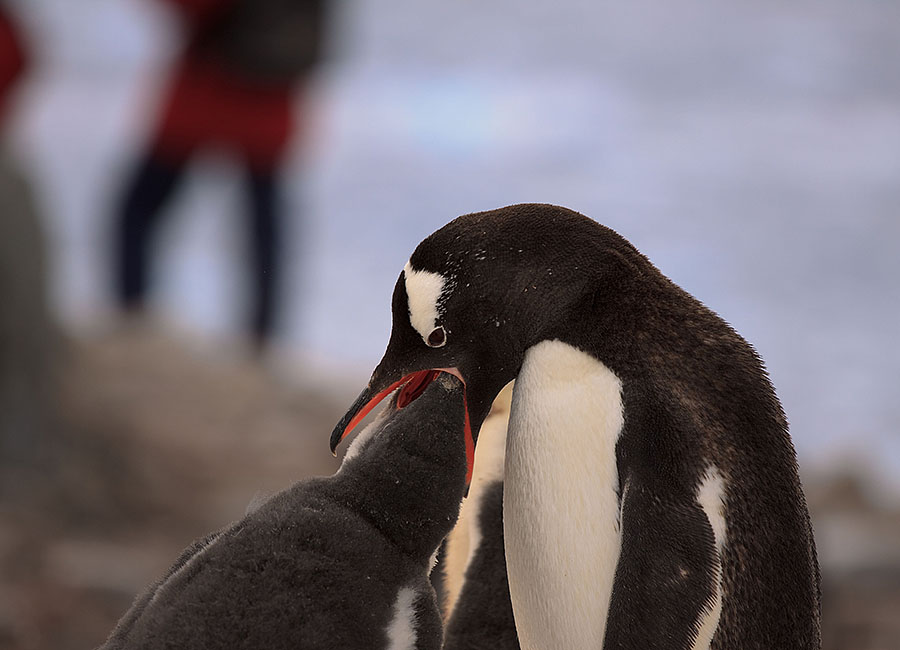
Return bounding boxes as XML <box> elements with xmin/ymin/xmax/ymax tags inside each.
<box><xmin>822</xmin><ymin>567</ymin><xmax>900</xmax><ymax>650</ymax></box>
<box><xmin>808</xmin><ymin>471</ymin><xmax>900</xmax><ymax>649</ymax></box>
<box><xmin>0</xmin><ymin>148</ymin><xmax>57</xmax><ymax>491</ymax></box>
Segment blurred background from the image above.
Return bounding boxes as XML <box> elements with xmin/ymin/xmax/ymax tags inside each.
<box><xmin>0</xmin><ymin>0</ymin><xmax>898</xmax><ymax>647</ymax></box>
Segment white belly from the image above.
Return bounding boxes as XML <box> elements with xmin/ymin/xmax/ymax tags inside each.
<box><xmin>504</xmin><ymin>340</ymin><xmax>625</xmax><ymax>650</ymax></box>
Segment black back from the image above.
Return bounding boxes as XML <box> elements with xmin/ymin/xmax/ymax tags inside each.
<box><xmin>202</xmin><ymin>0</ymin><xmax>326</xmax><ymax>82</ymax></box>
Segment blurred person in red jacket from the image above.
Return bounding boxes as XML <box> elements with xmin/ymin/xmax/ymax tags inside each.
<box><xmin>114</xmin><ymin>0</ymin><xmax>326</xmax><ymax>350</ymax></box>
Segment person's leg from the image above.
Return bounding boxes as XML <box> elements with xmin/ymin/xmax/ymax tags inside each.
<box><xmin>233</xmin><ymin>77</ymin><xmax>295</xmax><ymax>348</ymax></box>
<box><xmin>114</xmin><ymin>152</ymin><xmax>187</xmax><ymax>311</ymax></box>
<box><xmin>244</xmin><ymin>164</ymin><xmax>282</xmax><ymax>347</ymax></box>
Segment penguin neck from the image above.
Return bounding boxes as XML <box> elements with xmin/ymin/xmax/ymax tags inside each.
<box><xmin>337</xmin><ymin>410</ymin><xmax>468</xmax><ymax>564</ymax></box>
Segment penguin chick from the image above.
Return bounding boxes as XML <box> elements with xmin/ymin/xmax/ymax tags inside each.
<box><xmin>441</xmin><ymin>382</ymin><xmax>519</xmax><ymax>650</ymax></box>
<box><xmin>100</xmin><ymin>372</ymin><xmax>468</xmax><ymax>650</ymax></box>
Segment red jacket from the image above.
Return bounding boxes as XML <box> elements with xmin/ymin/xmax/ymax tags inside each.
<box><xmin>153</xmin><ymin>0</ymin><xmax>302</xmax><ymax>169</ymax></box>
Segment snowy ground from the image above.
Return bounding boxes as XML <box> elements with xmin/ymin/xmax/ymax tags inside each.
<box><xmin>6</xmin><ymin>0</ymin><xmax>900</xmax><ymax>490</ymax></box>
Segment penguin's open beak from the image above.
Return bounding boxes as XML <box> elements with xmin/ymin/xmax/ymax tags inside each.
<box><xmin>330</xmin><ymin>367</ymin><xmax>476</xmax><ymax>485</ymax></box>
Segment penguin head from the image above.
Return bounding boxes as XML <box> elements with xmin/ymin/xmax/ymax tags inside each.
<box><xmin>331</xmin><ymin>203</ymin><xmax>638</xmax><ymax>483</ymax></box>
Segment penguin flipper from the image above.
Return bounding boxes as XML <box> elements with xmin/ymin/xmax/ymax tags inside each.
<box><xmin>603</xmin><ymin>476</ymin><xmax>722</xmax><ymax>650</ymax></box>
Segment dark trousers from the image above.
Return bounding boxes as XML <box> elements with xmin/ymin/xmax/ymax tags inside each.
<box><xmin>114</xmin><ymin>153</ymin><xmax>282</xmax><ymax>345</ymax></box>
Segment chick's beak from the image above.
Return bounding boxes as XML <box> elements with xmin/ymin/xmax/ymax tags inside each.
<box><xmin>329</xmin><ymin>367</ymin><xmax>475</xmax><ymax>485</ymax></box>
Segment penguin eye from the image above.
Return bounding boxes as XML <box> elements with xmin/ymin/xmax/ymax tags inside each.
<box><xmin>426</xmin><ymin>326</ymin><xmax>446</xmax><ymax>348</ymax></box>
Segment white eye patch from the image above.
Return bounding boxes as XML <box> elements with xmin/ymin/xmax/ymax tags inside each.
<box><xmin>403</xmin><ymin>261</ymin><xmax>450</xmax><ymax>345</ymax></box>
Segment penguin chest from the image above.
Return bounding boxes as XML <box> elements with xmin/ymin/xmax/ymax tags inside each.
<box><xmin>504</xmin><ymin>340</ymin><xmax>625</xmax><ymax>650</ymax></box>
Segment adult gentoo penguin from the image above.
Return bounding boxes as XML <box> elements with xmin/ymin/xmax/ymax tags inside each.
<box><xmin>330</xmin><ymin>204</ymin><xmax>821</xmax><ymax>649</ymax></box>
<box><xmin>100</xmin><ymin>373</ymin><xmax>469</xmax><ymax>650</ymax></box>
